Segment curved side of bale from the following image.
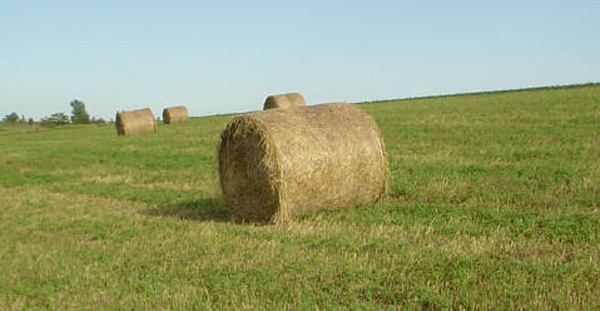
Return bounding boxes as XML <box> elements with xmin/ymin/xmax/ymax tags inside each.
<box><xmin>115</xmin><ymin>108</ymin><xmax>157</xmax><ymax>136</ymax></box>
<box><xmin>163</xmin><ymin>106</ymin><xmax>189</xmax><ymax>124</ymax></box>
<box><xmin>263</xmin><ymin>93</ymin><xmax>306</xmax><ymax>110</ymax></box>
<box><xmin>219</xmin><ymin>102</ymin><xmax>388</xmax><ymax>223</ymax></box>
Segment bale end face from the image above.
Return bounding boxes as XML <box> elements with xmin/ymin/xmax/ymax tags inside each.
<box><xmin>218</xmin><ymin>117</ymin><xmax>281</xmax><ymax>222</ymax></box>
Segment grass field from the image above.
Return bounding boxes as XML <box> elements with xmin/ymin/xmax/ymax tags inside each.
<box><xmin>1</xmin><ymin>84</ymin><xmax>599</xmax><ymax>310</ymax></box>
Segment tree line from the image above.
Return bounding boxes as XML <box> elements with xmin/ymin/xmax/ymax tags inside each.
<box><xmin>2</xmin><ymin>100</ymin><xmax>106</xmax><ymax>125</ymax></box>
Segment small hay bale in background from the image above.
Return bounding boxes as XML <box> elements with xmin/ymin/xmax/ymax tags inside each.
<box><xmin>115</xmin><ymin>108</ymin><xmax>157</xmax><ymax>136</ymax></box>
<box><xmin>163</xmin><ymin>106</ymin><xmax>190</xmax><ymax>124</ymax></box>
<box><xmin>219</xmin><ymin>102</ymin><xmax>388</xmax><ymax>223</ymax></box>
<box><xmin>263</xmin><ymin>92</ymin><xmax>306</xmax><ymax>110</ymax></box>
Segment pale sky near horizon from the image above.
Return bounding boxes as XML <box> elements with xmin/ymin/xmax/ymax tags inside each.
<box><xmin>1</xmin><ymin>1</ymin><xmax>598</xmax><ymax>121</ymax></box>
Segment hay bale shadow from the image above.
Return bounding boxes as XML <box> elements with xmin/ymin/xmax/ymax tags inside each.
<box><xmin>144</xmin><ymin>198</ymin><xmax>229</xmax><ymax>222</ymax></box>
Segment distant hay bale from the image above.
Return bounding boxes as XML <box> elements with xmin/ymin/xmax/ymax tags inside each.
<box><xmin>115</xmin><ymin>108</ymin><xmax>157</xmax><ymax>136</ymax></box>
<box><xmin>263</xmin><ymin>93</ymin><xmax>306</xmax><ymax>110</ymax></box>
<box><xmin>219</xmin><ymin>102</ymin><xmax>388</xmax><ymax>223</ymax></box>
<box><xmin>163</xmin><ymin>106</ymin><xmax>189</xmax><ymax>124</ymax></box>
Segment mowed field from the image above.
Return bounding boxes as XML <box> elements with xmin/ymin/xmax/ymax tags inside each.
<box><xmin>1</xmin><ymin>84</ymin><xmax>599</xmax><ymax>310</ymax></box>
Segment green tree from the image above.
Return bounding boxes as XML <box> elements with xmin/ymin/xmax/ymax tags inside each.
<box><xmin>3</xmin><ymin>112</ymin><xmax>19</xmax><ymax>123</ymax></box>
<box><xmin>91</xmin><ymin>117</ymin><xmax>106</xmax><ymax>124</ymax></box>
<box><xmin>70</xmin><ymin>99</ymin><xmax>90</xmax><ymax>124</ymax></box>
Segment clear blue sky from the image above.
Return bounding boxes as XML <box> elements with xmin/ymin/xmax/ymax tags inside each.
<box><xmin>1</xmin><ymin>1</ymin><xmax>598</xmax><ymax>121</ymax></box>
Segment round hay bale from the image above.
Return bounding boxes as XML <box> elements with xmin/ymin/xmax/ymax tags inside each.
<box><xmin>263</xmin><ymin>92</ymin><xmax>306</xmax><ymax>110</ymax></box>
<box><xmin>115</xmin><ymin>108</ymin><xmax>157</xmax><ymax>136</ymax></box>
<box><xmin>163</xmin><ymin>106</ymin><xmax>189</xmax><ymax>124</ymax></box>
<box><xmin>219</xmin><ymin>102</ymin><xmax>388</xmax><ymax>223</ymax></box>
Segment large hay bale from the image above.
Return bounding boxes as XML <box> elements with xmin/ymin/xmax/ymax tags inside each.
<box><xmin>115</xmin><ymin>108</ymin><xmax>157</xmax><ymax>136</ymax></box>
<box><xmin>219</xmin><ymin>102</ymin><xmax>388</xmax><ymax>223</ymax></box>
<box><xmin>163</xmin><ymin>106</ymin><xmax>189</xmax><ymax>124</ymax></box>
<box><xmin>263</xmin><ymin>92</ymin><xmax>306</xmax><ymax>110</ymax></box>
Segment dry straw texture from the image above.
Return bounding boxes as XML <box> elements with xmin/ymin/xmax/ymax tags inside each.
<box><xmin>115</xmin><ymin>108</ymin><xmax>157</xmax><ymax>136</ymax></box>
<box><xmin>163</xmin><ymin>106</ymin><xmax>190</xmax><ymax>124</ymax></box>
<box><xmin>263</xmin><ymin>93</ymin><xmax>306</xmax><ymax>110</ymax></box>
<box><xmin>219</xmin><ymin>102</ymin><xmax>388</xmax><ymax>223</ymax></box>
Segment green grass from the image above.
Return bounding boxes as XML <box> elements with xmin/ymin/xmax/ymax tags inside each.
<box><xmin>1</xmin><ymin>84</ymin><xmax>599</xmax><ymax>310</ymax></box>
